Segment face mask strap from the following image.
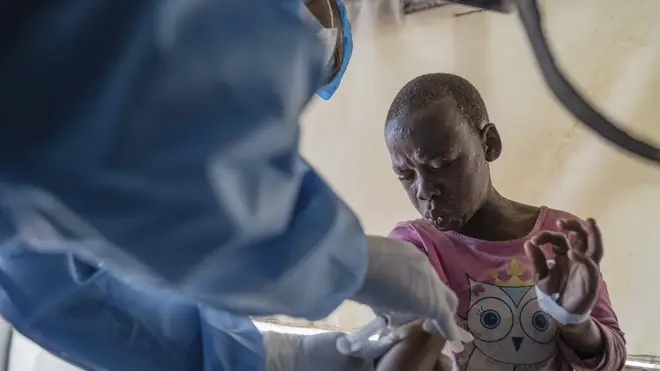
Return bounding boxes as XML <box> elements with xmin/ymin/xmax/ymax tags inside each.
<box><xmin>315</xmin><ymin>0</ymin><xmax>352</xmax><ymax>100</ymax></box>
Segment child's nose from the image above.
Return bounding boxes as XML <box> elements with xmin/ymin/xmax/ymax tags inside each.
<box><xmin>416</xmin><ymin>177</ymin><xmax>442</xmax><ymax>200</ymax></box>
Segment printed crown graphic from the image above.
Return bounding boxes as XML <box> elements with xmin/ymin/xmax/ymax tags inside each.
<box><xmin>491</xmin><ymin>259</ymin><xmax>535</xmax><ymax>286</ymax></box>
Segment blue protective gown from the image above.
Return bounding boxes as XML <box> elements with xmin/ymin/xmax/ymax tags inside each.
<box><xmin>0</xmin><ymin>0</ymin><xmax>361</xmax><ymax>370</ymax></box>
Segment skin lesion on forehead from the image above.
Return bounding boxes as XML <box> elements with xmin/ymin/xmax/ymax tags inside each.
<box><xmin>386</xmin><ymin>102</ymin><xmax>462</xmax><ymax>137</ymax></box>
<box><xmin>385</xmin><ymin>104</ymin><xmax>469</xmax><ymax>164</ymax></box>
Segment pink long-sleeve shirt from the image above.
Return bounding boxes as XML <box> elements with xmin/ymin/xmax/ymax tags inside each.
<box><xmin>389</xmin><ymin>207</ymin><xmax>626</xmax><ymax>371</ymax></box>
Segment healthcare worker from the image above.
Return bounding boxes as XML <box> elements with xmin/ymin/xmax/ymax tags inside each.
<box><xmin>0</xmin><ymin>1</ymin><xmax>468</xmax><ymax>370</ymax></box>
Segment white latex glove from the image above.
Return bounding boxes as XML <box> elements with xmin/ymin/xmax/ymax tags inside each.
<box><xmin>262</xmin><ymin>331</ymin><xmax>401</xmax><ymax>371</ymax></box>
<box><xmin>350</xmin><ymin>236</ymin><xmax>472</xmax><ymax>350</ymax></box>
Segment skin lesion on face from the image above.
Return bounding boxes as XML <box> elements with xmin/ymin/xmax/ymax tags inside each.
<box><xmin>385</xmin><ymin>104</ymin><xmax>501</xmax><ymax>232</ymax></box>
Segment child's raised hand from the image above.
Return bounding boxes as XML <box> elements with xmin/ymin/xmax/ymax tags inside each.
<box><xmin>524</xmin><ymin>218</ymin><xmax>603</xmax><ymax>317</ymax></box>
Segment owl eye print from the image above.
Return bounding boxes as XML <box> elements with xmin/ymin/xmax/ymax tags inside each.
<box><xmin>468</xmin><ymin>297</ymin><xmax>514</xmax><ymax>343</ymax></box>
<box><xmin>519</xmin><ymin>298</ymin><xmax>557</xmax><ymax>345</ymax></box>
<box><xmin>464</xmin><ymin>275</ymin><xmax>558</xmax><ymax>367</ymax></box>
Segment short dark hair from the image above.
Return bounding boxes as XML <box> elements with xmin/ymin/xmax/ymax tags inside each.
<box><xmin>386</xmin><ymin>73</ymin><xmax>489</xmax><ymax>131</ymax></box>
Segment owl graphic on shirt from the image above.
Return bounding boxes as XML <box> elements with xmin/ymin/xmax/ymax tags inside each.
<box><xmin>456</xmin><ymin>259</ymin><xmax>559</xmax><ymax>371</ymax></box>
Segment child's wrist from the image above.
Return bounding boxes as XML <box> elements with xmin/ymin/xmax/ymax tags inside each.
<box><xmin>558</xmin><ymin>318</ymin><xmax>604</xmax><ymax>359</ymax></box>
<box><xmin>558</xmin><ymin>317</ymin><xmax>593</xmax><ymax>335</ymax></box>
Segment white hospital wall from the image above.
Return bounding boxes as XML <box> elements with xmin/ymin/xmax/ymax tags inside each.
<box><xmin>292</xmin><ymin>0</ymin><xmax>660</xmax><ymax>357</ymax></box>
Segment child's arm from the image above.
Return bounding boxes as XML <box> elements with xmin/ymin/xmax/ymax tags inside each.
<box><xmin>557</xmin><ymin>276</ymin><xmax>627</xmax><ymax>371</ymax></box>
<box><xmin>375</xmin><ymin>321</ymin><xmax>447</xmax><ymax>371</ymax></box>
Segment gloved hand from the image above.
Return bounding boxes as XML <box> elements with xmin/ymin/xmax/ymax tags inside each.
<box><xmin>350</xmin><ymin>236</ymin><xmax>472</xmax><ymax>349</ymax></box>
<box><xmin>262</xmin><ymin>330</ymin><xmax>401</xmax><ymax>371</ymax></box>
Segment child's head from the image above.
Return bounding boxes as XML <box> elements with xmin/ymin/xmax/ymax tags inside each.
<box><xmin>384</xmin><ymin>73</ymin><xmax>503</xmax><ymax>232</ymax></box>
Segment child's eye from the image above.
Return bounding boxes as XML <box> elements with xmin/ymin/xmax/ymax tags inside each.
<box><xmin>430</xmin><ymin>159</ymin><xmax>456</xmax><ymax>170</ymax></box>
<box><xmin>395</xmin><ymin>170</ymin><xmax>414</xmax><ymax>181</ymax></box>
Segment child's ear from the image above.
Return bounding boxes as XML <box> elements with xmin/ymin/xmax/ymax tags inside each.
<box><xmin>480</xmin><ymin>123</ymin><xmax>502</xmax><ymax>162</ymax></box>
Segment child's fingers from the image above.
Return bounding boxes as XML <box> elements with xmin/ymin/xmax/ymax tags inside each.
<box><xmin>568</xmin><ymin>249</ymin><xmax>599</xmax><ymax>278</ymax></box>
<box><xmin>531</xmin><ymin>231</ymin><xmax>571</xmax><ymax>285</ymax></box>
<box><xmin>531</xmin><ymin>231</ymin><xmax>570</xmax><ymax>255</ymax></box>
<box><xmin>524</xmin><ymin>240</ymin><xmax>549</xmax><ymax>280</ymax></box>
<box><xmin>567</xmin><ymin>249</ymin><xmax>600</xmax><ymax>312</ymax></box>
<box><xmin>585</xmin><ymin>218</ymin><xmax>604</xmax><ymax>265</ymax></box>
<box><xmin>557</xmin><ymin>219</ymin><xmax>588</xmax><ymax>254</ymax></box>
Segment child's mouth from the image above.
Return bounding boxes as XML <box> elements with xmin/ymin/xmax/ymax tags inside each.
<box><xmin>430</xmin><ymin>216</ymin><xmax>449</xmax><ymax>229</ymax></box>
<box><xmin>425</xmin><ymin>209</ymin><xmax>454</xmax><ymax>230</ymax></box>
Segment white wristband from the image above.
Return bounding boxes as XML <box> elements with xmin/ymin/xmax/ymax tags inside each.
<box><xmin>534</xmin><ymin>286</ymin><xmax>590</xmax><ymax>325</ymax></box>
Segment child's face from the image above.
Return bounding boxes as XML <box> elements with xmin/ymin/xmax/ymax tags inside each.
<box><xmin>385</xmin><ymin>104</ymin><xmax>497</xmax><ymax>231</ymax></box>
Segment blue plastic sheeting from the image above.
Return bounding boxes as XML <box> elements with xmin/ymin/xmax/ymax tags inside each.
<box><xmin>0</xmin><ymin>0</ymin><xmax>365</xmax><ymax>370</ymax></box>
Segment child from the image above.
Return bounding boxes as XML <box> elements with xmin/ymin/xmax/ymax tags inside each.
<box><xmin>378</xmin><ymin>73</ymin><xmax>626</xmax><ymax>371</ymax></box>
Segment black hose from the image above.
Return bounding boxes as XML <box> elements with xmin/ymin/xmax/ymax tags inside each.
<box><xmin>515</xmin><ymin>0</ymin><xmax>660</xmax><ymax>164</ymax></box>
